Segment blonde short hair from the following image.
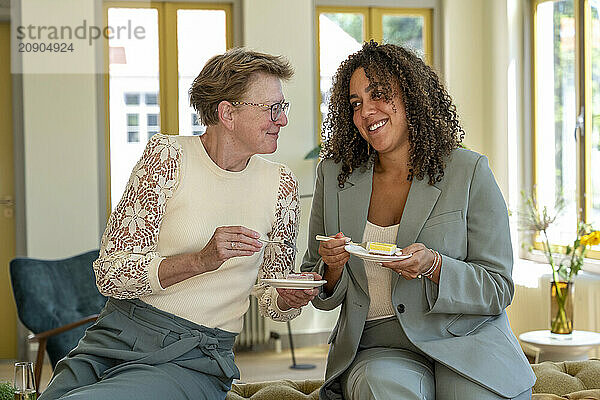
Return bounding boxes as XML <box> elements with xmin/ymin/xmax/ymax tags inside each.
<box><xmin>189</xmin><ymin>48</ymin><xmax>293</xmax><ymax>126</ymax></box>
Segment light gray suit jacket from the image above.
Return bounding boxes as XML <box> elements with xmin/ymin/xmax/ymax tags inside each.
<box><xmin>301</xmin><ymin>148</ymin><xmax>535</xmax><ymax>399</ymax></box>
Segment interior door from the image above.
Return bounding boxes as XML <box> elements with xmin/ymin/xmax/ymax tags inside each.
<box><xmin>0</xmin><ymin>21</ymin><xmax>17</xmax><ymax>359</ymax></box>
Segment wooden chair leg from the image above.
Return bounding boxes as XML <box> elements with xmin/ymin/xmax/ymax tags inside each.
<box><xmin>35</xmin><ymin>338</ymin><xmax>46</xmax><ymax>395</ymax></box>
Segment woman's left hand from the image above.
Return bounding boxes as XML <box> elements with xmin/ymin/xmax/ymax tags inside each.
<box><xmin>379</xmin><ymin>243</ymin><xmax>435</xmax><ymax>280</ymax></box>
<box><xmin>276</xmin><ymin>272</ymin><xmax>322</xmax><ymax>310</ymax></box>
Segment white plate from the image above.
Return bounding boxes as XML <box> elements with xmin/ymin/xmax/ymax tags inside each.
<box><xmin>345</xmin><ymin>244</ymin><xmax>412</xmax><ymax>262</ymax></box>
<box><xmin>260</xmin><ymin>278</ymin><xmax>327</xmax><ymax>289</ymax></box>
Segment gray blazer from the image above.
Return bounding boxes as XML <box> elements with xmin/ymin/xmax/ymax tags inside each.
<box><xmin>301</xmin><ymin>148</ymin><xmax>535</xmax><ymax>399</ymax></box>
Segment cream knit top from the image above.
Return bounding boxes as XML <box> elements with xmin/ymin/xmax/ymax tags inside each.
<box><xmin>363</xmin><ymin>220</ymin><xmax>398</xmax><ymax>320</ymax></box>
<box><xmin>93</xmin><ymin>134</ymin><xmax>300</xmax><ymax>333</ymax></box>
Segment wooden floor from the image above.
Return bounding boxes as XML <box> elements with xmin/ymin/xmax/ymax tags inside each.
<box><xmin>0</xmin><ymin>345</ymin><xmax>328</xmax><ymax>392</ymax></box>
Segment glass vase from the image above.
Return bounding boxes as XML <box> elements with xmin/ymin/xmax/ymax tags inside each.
<box><xmin>14</xmin><ymin>361</ymin><xmax>36</xmax><ymax>399</ymax></box>
<box><xmin>550</xmin><ymin>281</ymin><xmax>573</xmax><ymax>335</ymax></box>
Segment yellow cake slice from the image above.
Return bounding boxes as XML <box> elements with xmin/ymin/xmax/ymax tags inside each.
<box><xmin>367</xmin><ymin>241</ymin><xmax>397</xmax><ymax>256</ymax></box>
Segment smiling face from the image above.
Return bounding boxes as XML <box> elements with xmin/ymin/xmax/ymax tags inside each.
<box><xmin>349</xmin><ymin>67</ymin><xmax>409</xmax><ymax>156</ymax></box>
<box><xmin>233</xmin><ymin>72</ymin><xmax>288</xmax><ymax>156</ymax></box>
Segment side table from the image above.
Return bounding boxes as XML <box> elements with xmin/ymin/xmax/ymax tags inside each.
<box><xmin>519</xmin><ymin>330</ymin><xmax>600</xmax><ymax>363</ymax></box>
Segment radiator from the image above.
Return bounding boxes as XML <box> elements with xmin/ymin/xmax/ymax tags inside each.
<box><xmin>236</xmin><ymin>295</ymin><xmax>269</xmax><ymax>348</ymax></box>
<box><xmin>508</xmin><ymin>261</ymin><xmax>600</xmax><ymax>358</ymax></box>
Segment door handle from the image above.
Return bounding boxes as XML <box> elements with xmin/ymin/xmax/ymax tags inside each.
<box><xmin>574</xmin><ymin>106</ymin><xmax>584</xmax><ymax>140</ymax></box>
<box><xmin>0</xmin><ymin>196</ymin><xmax>14</xmax><ymax>218</ymax></box>
<box><xmin>0</xmin><ymin>196</ymin><xmax>14</xmax><ymax>206</ymax></box>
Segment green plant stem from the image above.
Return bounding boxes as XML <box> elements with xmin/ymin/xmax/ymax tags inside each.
<box><xmin>551</xmin><ymin>286</ymin><xmax>570</xmax><ymax>333</ymax></box>
<box><xmin>543</xmin><ymin>230</ymin><xmax>570</xmax><ymax>332</ymax></box>
<box><xmin>567</xmin><ymin>242</ymin><xmax>579</xmax><ymax>282</ymax></box>
<box><xmin>542</xmin><ymin>230</ymin><xmax>561</xmax><ymax>286</ymax></box>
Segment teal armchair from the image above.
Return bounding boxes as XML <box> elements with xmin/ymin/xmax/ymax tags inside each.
<box><xmin>9</xmin><ymin>250</ymin><xmax>106</xmax><ymax>390</ymax></box>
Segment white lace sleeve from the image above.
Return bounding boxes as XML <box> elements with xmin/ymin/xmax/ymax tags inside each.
<box><xmin>252</xmin><ymin>165</ymin><xmax>301</xmax><ymax>321</ymax></box>
<box><xmin>93</xmin><ymin>134</ymin><xmax>182</xmax><ymax>299</ymax></box>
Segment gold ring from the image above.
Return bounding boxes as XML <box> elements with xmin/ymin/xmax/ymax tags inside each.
<box><xmin>231</xmin><ymin>241</ymin><xmax>236</xmax><ymax>249</ymax></box>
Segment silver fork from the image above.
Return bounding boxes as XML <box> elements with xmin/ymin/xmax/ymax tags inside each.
<box><xmin>315</xmin><ymin>235</ymin><xmax>368</xmax><ymax>249</ymax></box>
<box><xmin>258</xmin><ymin>238</ymin><xmax>297</xmax><ymax>252</ymax></box>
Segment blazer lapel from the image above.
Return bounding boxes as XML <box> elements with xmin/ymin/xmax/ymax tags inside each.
<box><xmin>338</xmin><ymin>166</ymin><xmax>373</xmax><ymax>296</ymax></box>
<box><xmin>391</xmin><ymin>178</ymin><xmax>441</xmax><ymax>290</ymax></box>
<box><xmin>397</xmin><ymin>178</ymin><xmax>441</xmax><ymax>247</ymax></box>
<box><xmin>337</xmin><ymin>168</ymin><xmax>441</xmax><ymax>295</ymax></box>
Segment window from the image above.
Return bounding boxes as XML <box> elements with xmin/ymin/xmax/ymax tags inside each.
<box><xmin>127</xmin><ymin>114</ymin><xmax>139</xmax><ymax>127</ymax></box>
<box><xmin>126</xmin><ymin>113</ymin><xmax>139</xmax><ymax>143</ymax></box>
<box><xmin>128</xmin><ymin>131</ymin><xmax>140</xmax><ymax>143</ymax></box>
<box><xmin>316</xmin><ymin>7</ymin><xmax>433</xmax><ymax>131</ymax></box>
<box><xmin>191</xmin><ymin>113</ymin><xmax>205</xmax><ymax>136</ymax></box>
<box><xmin>124</xmin><ymin>93</ymin><xmax>140</xmax><ymax>105</ymax></box>
<box><xmin>145</xmin><ymin>92</ymin><xmax>158</xmax><ymax>105</ymax></box>
<box><xmin>533</xmin><ymin>0</ymin><xmax>599</xmax><ymax>257</ymax></box>
<box><xmin>147</xmin><ymin>113</ymin><xmax>158</xmax><ymax>127</ymax></box>
<box><xmin>105</xmin><ymin>3</ymin><xmax>232</xmax><ymax>211</ymax></box>
<box><xmin>147</xmin><ymin>113</ymin><xmax>160</xmax><ymax>140</ymax></box>
<box><xmin>176</xmin><ymin>8</ymin><xmax>228</xmax><ymax>137</ymax></box>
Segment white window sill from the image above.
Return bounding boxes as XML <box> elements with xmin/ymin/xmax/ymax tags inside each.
<box><xmin>514</xmin><ymin>253</ymin><xmax>600</xmax><ymax>288</ymax></box>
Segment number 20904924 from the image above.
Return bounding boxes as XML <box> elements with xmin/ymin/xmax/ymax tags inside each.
<box><xmin>18</xmin><ymin>42</ymin><xmax>74</xmax><ymax>52</ymax></box>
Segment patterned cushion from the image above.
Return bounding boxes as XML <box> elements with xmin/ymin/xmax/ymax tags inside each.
<box><xmin>532</xmin><ymin>390</ymin><xmax>600</xmax><ymax>400</ymax></box>
<box><xmin>532</xmin><ymin>359</ymin><xmax>600</xmax><ymax>399</ymax></box>
<box><xmin>226</xmin><ymin>379</ymin><xmax>321</xmax><ymax>400</ymax></box>
<box><xmin>225</xmin><ymin>360</ymin><xmax>600</xmax><ymax>400</ymax></box>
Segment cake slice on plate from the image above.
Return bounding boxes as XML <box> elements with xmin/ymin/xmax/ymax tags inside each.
<box><xmin>366</xmin><ymin>242</ymin><xmax>397</xmax><ymax>256</ymax></box>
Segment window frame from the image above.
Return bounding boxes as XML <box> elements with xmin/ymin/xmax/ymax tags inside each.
<box><xmin>531</xmin><ymin>0</ymin><xmax>599</xmax><ymax>259</ymax></box>
<box><xmin>315</xmin><ymin>5</ymin><xmax>433</xmax><ymax>142</ymax></box>
<box><xmin>103</xmin><ymin>2</ymin><xmax>232</xmax><ymax>217</ymax></box>
<box><xmin>124</xmin><ymin>92</ymin><xmax>140</xmax><ymax>105</ymax></box>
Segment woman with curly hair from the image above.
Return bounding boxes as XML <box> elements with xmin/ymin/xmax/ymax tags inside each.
<box><xmin>301</xmin><ymin>41</ymin><xmax>534</xmax><ymax>400</ymax></box>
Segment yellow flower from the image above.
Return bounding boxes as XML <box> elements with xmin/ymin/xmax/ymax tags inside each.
<box><xmin>580</xmin><ymin>231</ymin><xmax>600</xmax><ymax>247</ymax></box>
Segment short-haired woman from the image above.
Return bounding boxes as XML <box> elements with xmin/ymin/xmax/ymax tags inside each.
<box><xmin>301</xmin><ymin>41</ymin><xmax>535</xmax><ymax>400</ymax></box>
<box><xmin>40</xmin><ymin>48</ymin><xmax>319</xmax><ymax>400</ymax></box>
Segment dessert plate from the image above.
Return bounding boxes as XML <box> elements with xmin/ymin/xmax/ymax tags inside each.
<box><xmin>260</xmin><ymin>278</ymin><xmax>327</xmax><ymax>289</ymax></box>
<box><xmin>345</xmin><ymin>244</ymin><xmax>412</xmax><ymax>262</ymax></box>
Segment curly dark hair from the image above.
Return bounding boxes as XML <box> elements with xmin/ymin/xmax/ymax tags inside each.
<box><xmin>321</xmin><ymin>41</ymin><xmax>464</xmax><ymax>187</ymax></box>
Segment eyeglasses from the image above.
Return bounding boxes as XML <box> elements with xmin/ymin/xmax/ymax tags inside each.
<box><xmin>231</xmin><ymin>100</ymin><xmax>290</xmax><ymax>122</ymax></box>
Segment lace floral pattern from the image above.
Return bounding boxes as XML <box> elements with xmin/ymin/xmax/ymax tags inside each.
<box><xmin>94</xmin><ymin>134</ymin><xmax>301</xmax><ymax>321</ymax></box>
<box><xmin>253</xmin><ymin>165</ymin><xmax>301</xmax><ymax>321</ymax></box>
<box><xmin>93</xmin><ymin>134</ymin><xmax>182</xmax><ymax>298</ymax></box>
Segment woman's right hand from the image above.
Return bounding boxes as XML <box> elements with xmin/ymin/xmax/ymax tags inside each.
<box><xmin>318</xmin><ymin>232</ymin><xmax>350</xmax><ymax>271</ymax></box>
<box><xmin>197</xmin><ymin>226</ymin><xmax>263</xmax><ymax>273</ymax></box>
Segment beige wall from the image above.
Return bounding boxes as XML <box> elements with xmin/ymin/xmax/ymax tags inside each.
<box><xmin>440</xmin><ymin>0</ymin><xmax>513</xmax><ymax>200</ymax></box>
<box><xmin>19</xmin><ymin>0</ymin><xmax>101</xmax><ymax>258</ymax></box>
<box><xmin>442</xmin><ymin>0</ymin><xmax>486</xmax><ymax>155</ymax></box>
<box><xmin>23</xmin><ymin>74</ymin><xmax>101</xmax><ymax>258</ymax></box>
<box><xmin>483</xmin><ymin>0</ymin><xmax>510</xmax><ymax>200</ymax></box>
<box><xmin>242</xmin><ymin>0</ymin><xmax>317</xmax><ymax>193</ymax></box>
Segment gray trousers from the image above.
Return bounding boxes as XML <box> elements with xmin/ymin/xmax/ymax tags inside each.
<box><xmin>340</xmin><ymin>317</ymin><xmax>533</xmax><ymax>400</ymax></box>
<box><xmin>39</xmin><ymin>298</ymin><xmax>239</xmax><ymax>400</ymax></box>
